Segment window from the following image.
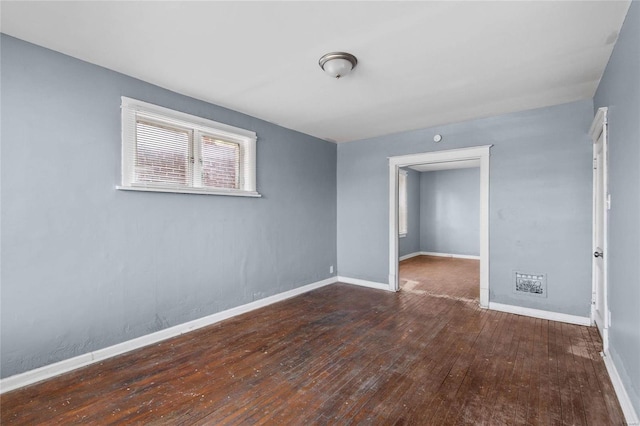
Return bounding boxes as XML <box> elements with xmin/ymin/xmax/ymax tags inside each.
<box><xmin>119</xmin><ymin>97</ymin><xmax>260</xmax><ymax>197</ymax></box>
<box><xmin>399</xmin><ymin>169</ymin><xmax>408</xmax><ymax>237</ymax></box>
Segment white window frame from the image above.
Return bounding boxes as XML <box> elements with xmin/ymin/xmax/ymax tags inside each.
<box><xmin>118</xmin><ymin>97</ymin><xmax>260</xmax><ymax>197</ymax></box>
<box><xmin>398</xmin><ymin>169</ymin><xmax>408</xmax><ymax>237</ymax></box>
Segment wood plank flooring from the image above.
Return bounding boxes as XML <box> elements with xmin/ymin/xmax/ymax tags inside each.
<box><xmin>1</xmin><ymin>258</ymin><xmax>625</xmax><ymax>425</ymax></box>
<box><xmin>400</xmin><ymin>255</ymin><xmax>480</xmax><ymax>302</ymax></box>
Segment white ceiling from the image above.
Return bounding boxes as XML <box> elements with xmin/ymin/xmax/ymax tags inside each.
<box><xmin>0</xmin><ymin>1</ymin><xmax>631</xmax><ymax>143</ymax></box>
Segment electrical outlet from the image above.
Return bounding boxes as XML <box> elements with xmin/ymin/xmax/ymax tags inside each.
<box><xmin>330</xmin><ymin>265</ymin><xmax>334</xmax><ymax>274</ymax></box>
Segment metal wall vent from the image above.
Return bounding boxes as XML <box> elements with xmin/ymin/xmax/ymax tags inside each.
<box><xmin>514</xmin><ymin>271</ymin><xmax>547</xmax><ymax>298</ymax></box>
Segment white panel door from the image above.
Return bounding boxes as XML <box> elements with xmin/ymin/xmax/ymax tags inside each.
<box><xmin>594</xmin><ymin>132</ymin><xmax>606</xmax><ymax>332</ymax></box>
<box><xmin>590</xmin><ymin>108</ymin><xmax>608</xmax><ymax>351</ymax></box>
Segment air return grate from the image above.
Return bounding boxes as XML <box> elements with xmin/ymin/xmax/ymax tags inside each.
<box><xmin>514</xmin><ymin>272</ymin><xmax>547</xmax><ymax>298</ymax></box>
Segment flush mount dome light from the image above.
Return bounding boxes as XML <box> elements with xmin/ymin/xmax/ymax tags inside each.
<box><xmin>319</xmin><ymin>52</ymin><xmax>358</xmax><ymax>79</ymax></box>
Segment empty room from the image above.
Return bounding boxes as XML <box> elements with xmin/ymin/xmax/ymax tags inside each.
<box><xmin>398</xmin><ymin>164</ymin><xmax>482</xmax><ymax>303</ymax></box>
<box><xmin>1</xmin><ymin>1</ymin><xmax>639</xmax><ymax>425</ymax></box>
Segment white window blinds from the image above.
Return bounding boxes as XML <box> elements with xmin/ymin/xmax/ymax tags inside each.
<box><xmin>200</xmin><ymin>135</ymin><xmax>240</xmax><ymax>189</ymax></box>
<box><xmin>120</xmin><ymin>97</ymin><xmax>259</xmax><ymax>197</ymax></box>
<box><xmin>135</xmin><ymin>119</ymin><xmax>191</xmax><ymax>186</ymax></box>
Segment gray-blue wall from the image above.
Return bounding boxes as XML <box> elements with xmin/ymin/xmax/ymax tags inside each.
<box><xmin>0</xmin><ymin>35</ymin><xmax>337</xmax><ymax>378</ymax></box>
<box><xmin>398</xmin><ymin>168</ymin><xmax>420</xmax><ymax>258</ymax></box>
<box><xmin>337</xmin><ymin>100</ymin><xmax>594</xmax><ymax>316</ymax></box>
<box><xmin>420</xmin><ymin>168</ymin><xmax>480</xmax><ymax>256</ymax></box>
<box><xmin>594</xmin><ymin>1</ymin><xmax>640</xmax><ymax>415</ymax></box>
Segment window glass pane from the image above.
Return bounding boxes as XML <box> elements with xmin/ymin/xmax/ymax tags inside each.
<box><xmin>201</xmin><ymin>136</ymin><xmax>240</xmax><ymax>189</ymax></box>
<box><xmin>135</xmin><ymin>120</ymin><xmax>190</xmax><ymax>185</ymax></box>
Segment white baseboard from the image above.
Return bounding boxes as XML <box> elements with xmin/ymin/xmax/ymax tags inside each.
<box><xmin>488</xmin><ymin>302</ymin><xmax>591</xmax><ymax>326</ymax></box>
<box><xmin>602</xmin><ymin>350</ymin><xmax>640</xmax><ymax>425</ymax></box>
<box><xmin>421</xmin><ymin>251</ymin><xmax>481</xmax><ymax>260</ymax></box>
<box><xmin>0</xmin><ymin>276</ymin><xmax>338</xmax><ymax>394</ymax></box>
<box><xmin>337</xmin><ymin>276</ymin><xmax>391</xmax><ymax>292</ymax></box>
<box><xmin>399</xmin><ymin>252</ymin><xmax>421</xmax><ymax>261</ymax></box>
<box><xmin>398</xmin><ymin>252</ymin><xmax>480</xmax><ymax>262</ymax></box>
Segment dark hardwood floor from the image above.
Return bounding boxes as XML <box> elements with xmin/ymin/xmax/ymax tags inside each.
<box><xmin>1</xmin><ymin>258</ymin><xmax>625</xmax><ymax>425</ymax></box>
<box><xmin>400</xmin><ymin>255</ymin><xmax>480</xmax><ymax>302</ymax></box>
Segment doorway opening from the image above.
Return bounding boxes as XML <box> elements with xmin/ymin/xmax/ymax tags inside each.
<box><xmin>388</xmin><ymin>146</ymin><xmax>491</xmax><ymax>308</ymax></box>
<box><xmin>398</xmin><ymin>163</ymin><xmax>481</xmax><ymax>303</ymax></box>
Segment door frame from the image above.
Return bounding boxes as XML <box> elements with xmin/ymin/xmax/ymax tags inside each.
<box><xmin>589</xmin><ymin>107</ymin><xmax>609</xmax><ymax>349</ymax></box>
<box><xmin>388</xmin><ymin>145</ymin><xmax>492</xmax><ymax>308</ymax></box>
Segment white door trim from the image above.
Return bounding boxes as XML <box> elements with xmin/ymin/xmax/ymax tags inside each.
<box><xmin>388</xmin><ymin>145</ymin><xmax>492</xmax><ymax>308</ymax></box>
<box><xmin>589</xmin><ymin>107</ymin><xmax>609</xmax><ymax>350</ymax></box>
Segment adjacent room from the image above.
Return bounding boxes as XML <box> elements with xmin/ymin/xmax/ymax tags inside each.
<box><xmin>398</xmin><ymin>164</ymin><xmax>481</xmax><ymax>303</ymax></box>
<box><xmin>1</xmin><ymin>1</ymin><xmax>639</xmax><ymax>424</ymax></box>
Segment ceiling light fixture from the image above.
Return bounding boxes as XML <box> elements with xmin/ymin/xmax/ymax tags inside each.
<box><xmin>319</xmin><ymin>52</ymin><xmax>358</xmax><ymax>79</ymax></box>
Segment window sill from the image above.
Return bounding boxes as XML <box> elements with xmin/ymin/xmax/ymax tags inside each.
<box><xmin>399</xmin><ymin>233</ymin><xmax>407</xmax><ymax>238</ymax></box>
<box><xmin>116</xmin><ymin>185</ymin><xmax>262</xmax><ymax>198</ymax></box>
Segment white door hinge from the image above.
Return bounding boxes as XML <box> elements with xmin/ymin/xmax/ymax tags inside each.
<box><xmin>607</xmin><ymin>194</ymin><xmax>611</xmax><ymax>210</ymax></box>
